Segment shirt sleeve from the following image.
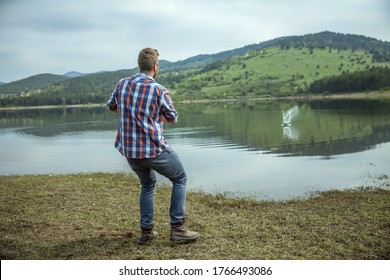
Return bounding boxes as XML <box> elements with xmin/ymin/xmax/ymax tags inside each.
<box><xmin>106</xmin><ymin>82</ymin><xmax>119</xmax><ymax>112</ymax></box>
<box><xmin>159</xmin><ymin>88</ymin><xmax>178</xmax><ymax>124</ymax></box>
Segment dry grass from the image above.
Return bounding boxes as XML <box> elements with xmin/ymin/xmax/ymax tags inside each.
<box><xmin>1</xmin><ymin>173</ymin><xmax>389</xmax><ymax>260</ymax></box>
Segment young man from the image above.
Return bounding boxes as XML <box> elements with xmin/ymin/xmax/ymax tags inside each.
<box><xmin>107</xmin><ymin>48</ymin><xmax>199</xmax><ymax>245</ymax></box>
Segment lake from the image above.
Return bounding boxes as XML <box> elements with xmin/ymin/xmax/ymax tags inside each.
<box><xmin>1</xmin><ymin>99</ymin><xmax>389</xmax><ymax>200</ymax></box>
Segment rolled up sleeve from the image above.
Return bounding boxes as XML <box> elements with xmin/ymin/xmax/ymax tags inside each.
<box><xmin>160</xmin><ymin>90</ymin><xmax>178</xmax><ymax>124</ymax></box>
<box><xmin>106</xmin><ymin>82</ymin><xmax>120</xmax><ymax>112</ymax></box>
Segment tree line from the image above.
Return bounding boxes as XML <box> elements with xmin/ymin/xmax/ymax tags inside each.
<box><xmin>309</xmin><ymin>66</ymin><xmax>390</xmax><ymax>94</ymax></box>
<box><xmin>279</xmin><ymin>31</ymin><xmax>390</xmax><ymax>63</ymax></box>
<box><xmin>1</xmin><ymin>66</ymin><xmax>389</xmax><ymax>108</ymax></box>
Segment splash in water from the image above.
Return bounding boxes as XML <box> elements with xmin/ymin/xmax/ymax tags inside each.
<box><xmin>282</xmin><ymin>105</ymin><xmax>299</xmax><ymax>126</ymax></box>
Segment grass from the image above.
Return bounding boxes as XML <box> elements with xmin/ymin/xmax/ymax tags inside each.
<box><xmin>1</xmin><ymin>173</ymin><xmax>389</xmax><ymax>260</ymax></box>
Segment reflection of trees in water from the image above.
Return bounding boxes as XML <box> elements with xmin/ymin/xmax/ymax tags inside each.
<box><xmin>2</xmin><ymin>100</ymin><xmax>390</xmax><ymax>156</ymax></box>
<box><xmin>276</xmin><ymin>124</ymin><xmax>390</xmax><ymax>158</ymax></box>
<box><xmin>0</xmin><ymin>107</ymin><xmax>117</xmax><ymax>137</ymax></box>
<box><xmin>176</xmin><ymin>100</ymin><xmax>390</xmax><ymax>156</ymax></box>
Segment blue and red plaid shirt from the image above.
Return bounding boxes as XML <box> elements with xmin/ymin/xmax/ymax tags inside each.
<box><xmin>107</xmin><ymin>72</ymin><xmax>178</xmax><ymax>159</ymax></box>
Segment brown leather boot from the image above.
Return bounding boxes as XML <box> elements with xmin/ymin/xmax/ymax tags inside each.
<box><xmin>170</xmin><ymin>220</ymin><xmax>199</xmax><ymax>241</ymax></box>
<box><xmin>138</xmin><ymin>226</ymin><xmax>158</xmax><ymax>245</ymax></box>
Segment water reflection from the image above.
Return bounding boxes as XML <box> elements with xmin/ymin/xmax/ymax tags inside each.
<box><xmin>174</xmin><ymin>100</ymin><xmax>390</xmax><ymax>157</ymax></box>
<box><xmin>1</xmin><ymin>99</ymin><xmax>390</xmax><ymax>157</ymax></box>
<box><xmin>1</xmin><ymin>99</ymin><xmax>390</xmax><ymax>199</ymax></box>
<box><xmin>282</xmin><ymin>126</ymin><xmax>299</xmax><ymax>141</ymax></box>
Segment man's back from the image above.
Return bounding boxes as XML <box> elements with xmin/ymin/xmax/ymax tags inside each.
<box><xmin>107</xmin><ymin>72</ymin><xmax>178</xmax><ymax>159</ymax></box>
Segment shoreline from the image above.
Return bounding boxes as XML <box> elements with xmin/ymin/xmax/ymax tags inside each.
<box><xmin>1</xmin><ymin>170</ymin><xmax>389</xmax><ymax>202</ymax></box>
<box><xmin>0</xmin><ymin>91</ymin><xmax>389</xmax><ymax>111</ymax></box>
<box><xmin>0</xmin><ymin>102</ymin><xmax>105</xmax><ymax>111</ymax></box>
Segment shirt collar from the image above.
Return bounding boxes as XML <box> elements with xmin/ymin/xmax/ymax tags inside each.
<box><xmin>138</xmin><ymin>72</ymin><xmax>155</xmax><ymax>81</ymax></box>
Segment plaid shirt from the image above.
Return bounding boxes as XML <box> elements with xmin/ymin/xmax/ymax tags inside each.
<box><xmin>107</xmin><ymin>72</ymin><xmax>178</xmax><ymax>159</ymax></box>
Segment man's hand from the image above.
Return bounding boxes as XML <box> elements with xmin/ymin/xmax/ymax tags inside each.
<box><xmin>108</xmin><ymin>104</ymin><xmax>119</xmax><ymax>113</ymax></box>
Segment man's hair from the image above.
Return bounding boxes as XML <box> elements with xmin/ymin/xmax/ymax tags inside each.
<box><xmin>138</xmin><ymin>48</ymin><xmax>159</xmax><ymax>72</ymax></box>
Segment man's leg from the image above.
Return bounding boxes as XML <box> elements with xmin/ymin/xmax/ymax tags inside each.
<box><xmin>127</xmin><ymin>158</ymin><xmax>159</xmax><ymax>245</ymax></box>
<box><xmin>147</xmin><ymin>148</ymin><xmax>199</xmax><ymax>241</ymax></box>
<box><xmin>145</xmin><ymin>148</ymin><xmax>187</xmax><ymax>224</ymax></box>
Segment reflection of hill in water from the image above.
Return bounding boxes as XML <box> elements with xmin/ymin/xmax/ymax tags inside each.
<box><xmin>15</xmin><ymin>120</ymin><xmax>115</xmax><ymax>137</ymax></box>
<box><xmin>176</xmin><ymin>99</ymin><xmax>390</xmax><ymax>157</ymax></box>
<box><xmin>0</xmin><ymin>107</ymin><xmax>116</xmax><ymax>137</ymax></box>
<box><xmin>1</xmin><ymin>99</ymin><xmax>390</xmax><ymax>157</ymax></box>
<box><xmin>268</xmin><ymin>123</ymin><xmax>390</xmax><ymax>158</ymax></box>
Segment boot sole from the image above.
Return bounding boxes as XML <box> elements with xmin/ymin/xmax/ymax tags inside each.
<box><xmin>170</xmin><ymin>233</ymin><xmax>200</xmax><ymax>242</ymax></box>
<box><xmin>137</xmin><ymin>233</ymin><xmax>159</xmax><ymax>245</ymax></box>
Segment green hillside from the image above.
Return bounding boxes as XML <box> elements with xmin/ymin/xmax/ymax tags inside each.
<box><xmin>1</xmin><ymin>31</ymin><xmax>390</xmax><ymax>107</ymax></box>
<box><xmin>165</xmin><ymin>31</ymin><xmax>390</xmax><ymax>71</ymax></box>
<box><xmin>0</xmin><ymin>73</ymin><xmax>68</xmax><ymax>95</ymax></box>
<box><xmin>162</xmin><ymin>46</ymin><xmax>390</xmax><ymax>100</ymax></box>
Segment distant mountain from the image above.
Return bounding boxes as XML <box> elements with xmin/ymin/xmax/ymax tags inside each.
<box><xmin>63</xmin><ymin>71</ymin><xmax>86</xmax><ymax>78</ymax></box>
<box><xmin>0</xmin><ymin>81</ymin><xmax>5</xmax><ymax>86</ymax></box>
<box><xmin>161</xmin><ymin>44</ymin><xmax>268</xmax><ymax>71</ymax></box>
<box><xmin>0</xmin><ymin>73</ymin><xmax>68</xmax><ymax>95</ymax></box>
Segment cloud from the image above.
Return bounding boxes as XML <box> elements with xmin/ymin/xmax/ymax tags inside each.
<box><xmin>0</xmin><ymin>0</ymin><xmax>389</xmax><ymax>82</ymax></box>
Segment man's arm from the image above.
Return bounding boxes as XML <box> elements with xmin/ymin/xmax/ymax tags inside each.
<box><xmin>160</xmin><ymin>89</ymin><xmax>178</xmax><ymax>124</ymax></box>
<box><xmin>106</xmin><ymin>84</ymin><xmax>119</xmax><ymax>113</ymax></box>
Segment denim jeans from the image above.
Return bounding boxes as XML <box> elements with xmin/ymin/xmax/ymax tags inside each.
<box><xmin>127</xmin><ymin>147</ymin><xmax>187</xmax><ymax>229</ymax></box>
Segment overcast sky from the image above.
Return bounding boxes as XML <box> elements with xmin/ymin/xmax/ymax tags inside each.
<box><xmin>0</xmin><ymin>0</ymin><xmax>389</xmax><ymax>83</ymax></box>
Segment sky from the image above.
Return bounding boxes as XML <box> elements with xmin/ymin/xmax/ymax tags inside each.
<box><xmin>0</xmin><ymin>0</ymin><xmax>389</xmax><ymax>83</ymax></box>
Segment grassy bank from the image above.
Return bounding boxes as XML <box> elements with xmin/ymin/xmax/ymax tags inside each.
<box><xmin>1</xmin><ymin>173</ymin><xmax>389</xmax><ymax>260</ymax></box>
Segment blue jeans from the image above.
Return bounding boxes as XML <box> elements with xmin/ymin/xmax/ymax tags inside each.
<box><xmin>126</xmin><ymin>147</ymin><xmax>187</xmax><ymax>229</ymax></box>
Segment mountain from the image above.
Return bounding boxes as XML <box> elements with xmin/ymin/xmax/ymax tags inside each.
<box><xmin>0</xmin><ymin>82</ymin><xmax>5</xmax><ymax>86</ymax></box>
<box><xmin>0</xmin><ymin>73</ymin><xmax>68</xmax><ymax>95</ymax></box>
<box><xmin>1</xmin><ymin>31</ymin><xmax>389</xmax><ymax>107</ymax></box>
<box><xmin>63</xmin><ymin>71</ymin><xmax>87</xmax><ymax>78</ymax></box>
<box><xmin>162</xmin><ymin>31</ymin><xmax>390</xmax><ymax>71</ymax></box>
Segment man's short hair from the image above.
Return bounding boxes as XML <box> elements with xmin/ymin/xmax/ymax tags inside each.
<box><xmin>138</xmin><ymin>48</ymin><xmax>159</xmax><ymax>72</ymax></box>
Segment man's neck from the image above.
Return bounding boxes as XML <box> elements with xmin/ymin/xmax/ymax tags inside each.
<box><xmin>141</xmin><ymin>71</ymin><xmax>155</xmax><ymax>78</ymax></box>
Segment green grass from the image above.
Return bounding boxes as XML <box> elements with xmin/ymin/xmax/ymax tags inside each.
<box><xmin>1</xmin><ymin>173</ymin><xmax>389</xmax><ymax>260</ymax></box>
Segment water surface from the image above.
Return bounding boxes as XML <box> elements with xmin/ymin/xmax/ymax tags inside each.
<box><xmin>1</xmin><ymin>99</ymin><xmax>389</xmax><ymax>200</ymax></box>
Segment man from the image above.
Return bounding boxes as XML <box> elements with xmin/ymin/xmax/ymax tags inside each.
<box><xmin>107</xmin><ymin>48</ymin><xmax>199</xmax><ymax>245</ymax></box>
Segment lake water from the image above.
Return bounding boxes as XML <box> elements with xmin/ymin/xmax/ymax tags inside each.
<box><xmin>1</xmin><ymin>99</ymin><xmax>389</xmax><ymax>200</ymax></box>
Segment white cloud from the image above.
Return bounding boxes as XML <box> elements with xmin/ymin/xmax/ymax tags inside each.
<box><xmin>0</xmin><ymin>0</ymin><xmax>389</xmax><ymax>82</ymax></box>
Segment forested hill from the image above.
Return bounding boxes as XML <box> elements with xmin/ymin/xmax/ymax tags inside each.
<box><xmin>164</xmin><ymin>31</ymin><xmax>390</xmax><ymax>70</ymax></box>
<box><xmin>1</xmin><ymin>31</ymin><xmax>390</xmax><ymax>107</ymax></box>
<box><xmin>0</xmin><ymin>74</ymin><xmax>69</xmax><ymax>95</ymax></box>
<box><xmin>276</xmin><ymin>31</ymin><xmax>390</xmax><ymax>62</ymax></box>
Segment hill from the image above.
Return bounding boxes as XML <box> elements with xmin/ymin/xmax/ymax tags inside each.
<box><xmin>163</xmin><ymin>31</ymin><xmax>390</xmax><ymax>71</ymax></box>
<box><xmin>161</xmin><ymin>45</ymin><xmax>390</xmax><ymax>100</ymax></box>
<box><xmin>63</xmin><ymin>71</ymin><xmax>87</xmax><ymax>78</ymax></box>
<box><xmin>1</xmin><ymin>31</ymin><xmax>390</xmax><ymax>107</ymax></box>
<box><xmin>0</xmin><ymin>73</ymin><xmax>69</xmax><ymax>95</ymax></box>
<box><xmin>158</xmin><ymin>31</ymin><xmax>390</xmax><ymax>99</ymax></box>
